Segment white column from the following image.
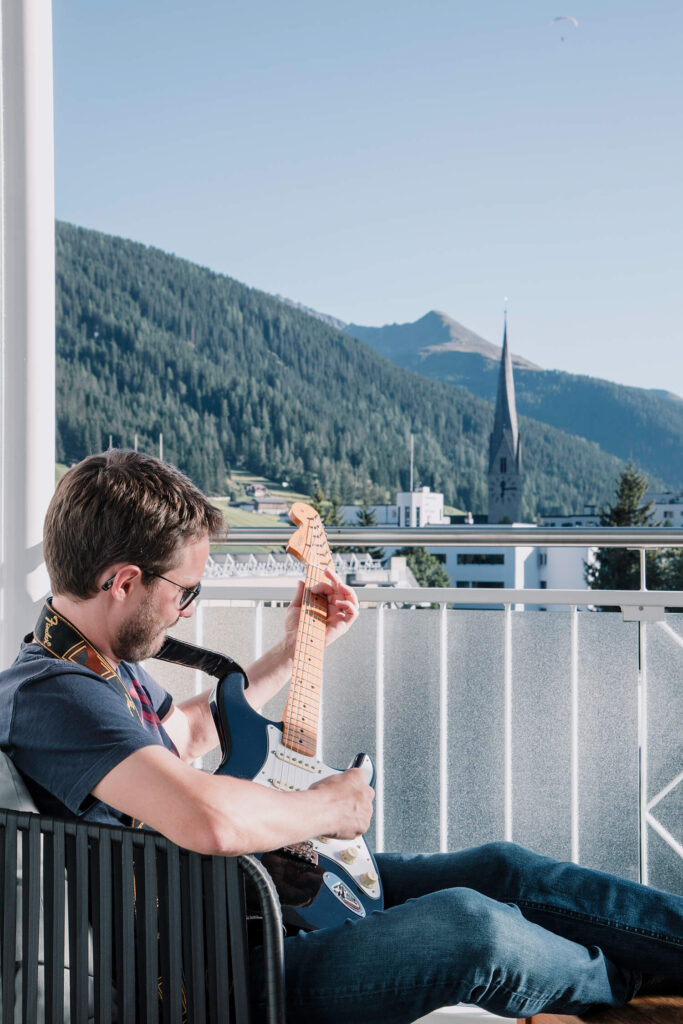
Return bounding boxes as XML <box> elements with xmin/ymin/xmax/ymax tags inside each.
<box><xmin>0</xmin><ymin>0</ymin><xmax>55</xmax><ymax>667</ymax></box>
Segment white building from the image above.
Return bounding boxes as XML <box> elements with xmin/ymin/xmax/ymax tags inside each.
<box><xmin>645</xmin><ymin>492</ymin><xmax>683</xmax><ymax>526</ymax></box>
<box><xmin>341</xmin><ymin>485</ymin><xmax>450</xmax><ymax>529</ymax></box>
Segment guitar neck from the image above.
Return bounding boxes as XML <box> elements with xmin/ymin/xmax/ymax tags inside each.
<box><xmin>282</xmin><ymin>563</ymin><xmax>327</xmax><ymax>757</ymax></box>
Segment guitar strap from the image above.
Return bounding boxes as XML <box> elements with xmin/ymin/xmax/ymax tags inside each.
<box><xmin>32</xmin><ymin>599</ymin><xmax>247</xmax><ymax>830</ymax></box>
<box><xmin>33</xmin><ymin>599</ymin><xmax>247</xmax><ymax>691</ymax></box>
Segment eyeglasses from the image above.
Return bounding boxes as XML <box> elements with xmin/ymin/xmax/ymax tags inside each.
<box><xmin>101</xmin><ymin>570</ymin><xmax>202</xmax><ymax>610</ymax></box>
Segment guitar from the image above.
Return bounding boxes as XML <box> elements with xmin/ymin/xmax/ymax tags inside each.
<box><xmin>209</xmin><ymin>501</ymin><xmax>383</xmax><ymax>931</ymax></box>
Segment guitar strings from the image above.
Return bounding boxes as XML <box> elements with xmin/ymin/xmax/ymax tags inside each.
<box><xmin>284</xmin><ymin>562</ymin><xmax>324</xmax><ymax>757</ymax></box>
<box><xmin>282</xmin><ymin>569</ymin><xmax>323</xmax><ymax>792</ymax></box>
<box><xmin>281</xmin><ymin>524</ymin><xmax>328</xmax><ymax>791</ymax></box>
<box><xmin>285</xmin><ymin>525</ymin><xmax>324</xmax><ymax>753</ymax></box>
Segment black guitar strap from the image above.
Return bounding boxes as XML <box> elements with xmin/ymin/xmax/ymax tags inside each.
<box><xmin>154</xmin><ymin>635</ymin><xmax>248</xmax><ymax>683</ymax></box>
<box><xmin>33</xmin><ymin>599</ymin><xmax>248</xmax><ymax>684</ymax></box>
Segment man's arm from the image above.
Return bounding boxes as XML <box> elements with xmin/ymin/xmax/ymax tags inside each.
<box><xmin>91</xmin><ymin>744</ymin><xmax>373</xmax><ymax>856</ymax></box>
<box><xmin>163</xmin><ymin>570</ymin><xmax>360</xmax><ymax>761</ymax></box>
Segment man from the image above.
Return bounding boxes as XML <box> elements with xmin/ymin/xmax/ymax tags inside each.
<box><xmin>1</xmin><ymin>450</ymin><xmax>681</xmax><ymax>1024</ymax></box>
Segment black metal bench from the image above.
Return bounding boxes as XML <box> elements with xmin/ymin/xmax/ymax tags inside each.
<box><xmin>0</xmin><ymin>807</ymin><xmax>285</xmax><ymax>1023</ymax></box>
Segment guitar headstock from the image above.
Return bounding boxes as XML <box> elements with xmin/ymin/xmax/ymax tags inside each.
<box><xmin>287</xmin><ymin>502</ymin><xmax>335</xmax><ymax>573</ymax></box>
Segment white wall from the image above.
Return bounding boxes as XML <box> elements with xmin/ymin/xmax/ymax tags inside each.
<box><xmin>0</xmin><ymin>0</ymin><xmax>55</xmax><ymax>667</ymax></box>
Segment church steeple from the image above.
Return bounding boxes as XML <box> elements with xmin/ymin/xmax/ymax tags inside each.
<box><xmin>488</xmin><ymin>313</ymin><xmax>524</xmax><ymax>523</ymax></box>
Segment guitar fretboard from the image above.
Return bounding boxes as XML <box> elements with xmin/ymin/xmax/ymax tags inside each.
<box><xmin>282</xmin><ymin>564</ymin><xmax>327</xmax><ymax>756</ymax></box>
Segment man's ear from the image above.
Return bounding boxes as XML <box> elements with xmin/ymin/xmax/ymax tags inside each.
<box><xmin>102</xmin><ymin>565</ymin><xmax>143</xmax><ymax>601</ymax></box>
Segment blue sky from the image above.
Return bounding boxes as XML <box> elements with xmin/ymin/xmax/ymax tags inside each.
<box><xmin>54</xmin><ymin>1</ymin><xmax>683</xmax><ymax>396</ymax></box>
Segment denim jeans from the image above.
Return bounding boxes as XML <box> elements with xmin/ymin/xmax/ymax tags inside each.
<box><xmin>251</xmin><ymin>841</ymin><xmax>683</xmax><ymax>1023</ymax></box>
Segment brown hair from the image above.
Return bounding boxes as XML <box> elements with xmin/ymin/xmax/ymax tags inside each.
<box><xmin>44</xmin><ymin>450</ymin><xmax>225</xmax><ymax>598</ymax></box>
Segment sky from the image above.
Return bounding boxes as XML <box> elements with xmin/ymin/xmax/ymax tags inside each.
<box><xmin>53</xmin><ymin>1</ymin><xmax>683</xmax><ymax>397</ymax></box>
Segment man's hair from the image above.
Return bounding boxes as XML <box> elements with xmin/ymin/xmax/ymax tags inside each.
<box><xmin>44</xmin><ymin>450</ymin><xmax>225</xmax><ymax>598</ymax></box>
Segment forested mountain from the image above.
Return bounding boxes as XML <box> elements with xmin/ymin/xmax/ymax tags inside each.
<box><xmin>56</xmin><ymin>222</ymin><xmax>643</xmax><ymax>517</ymax></box>
<box><xmin>345</xmin><ymin>312</ymin><xmax>683</xmax><ymax>488</ymax></box>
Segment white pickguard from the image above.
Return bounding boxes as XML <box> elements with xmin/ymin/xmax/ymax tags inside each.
<box><xmin>254</xmin><ymin>724</ymin><xmax>381</xmax><ymax>904</ymax></box>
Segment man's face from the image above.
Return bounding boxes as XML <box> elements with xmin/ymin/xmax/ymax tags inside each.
<box><xmin>111</xmin><ymin>534</ymin><xmax>210</xmax><ymax>663</ymax></box>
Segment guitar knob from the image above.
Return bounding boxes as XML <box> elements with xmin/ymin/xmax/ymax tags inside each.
<box><xmin>361</xmin><ymin>869</ymin><xmax>378</xmax><ymax>888</ymax></box>
<box><xmin>317</xmin><ymin>835</ymin><xmax>331</xmax><ymax>844</ymax></box>
<box><xmin>340</xmin><ymin>846</ymin><xmax>359</xmax><ymax>863</ymax></box>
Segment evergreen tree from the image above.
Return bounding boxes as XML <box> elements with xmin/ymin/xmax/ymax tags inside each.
<box><xmin>395</xmin><ymin>546</ymin><xmax>450</xmax><ymax>588</ymax></box>
<box><xmin>310</xmin><ymin>484</ymin><xmax>328</xmax><ymax>520</ymax></box>
<box><xmin>586</xmin><ymin>462</ymin><xmax>666</xmax><ymax>602</ymax></box>
<box><xmin>355</xmin><ymin>493</ymin><xmax>385</xmax><ymax>561</ymax></box>
<box><xmin>324</xmin><ymin>492</ymin><xmax>346</xmax><ymax>529</ymax></box>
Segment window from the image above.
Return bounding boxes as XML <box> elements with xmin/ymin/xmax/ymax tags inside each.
<box><xmin>538</xmin><ymin>553</ymin><xmax>547</xmax><ymax>566</ymax></box>
<box><xmin>500</xmin><ymin>457</ymin><xmax>507</xmax><ymax>473</ymax></box>
<box><xmin>404</xmin><ymin>506</ymin><xmax>411</xmax><ymax>527</ymax></box>
<box><xmin>457</xmin><ymin>553</ymin><xmax>505</xmax><ymax>565</ymax></box>
<box><xmin>456</xmin><ymin>581</ymin><xmax>470</xmax><ymax>588</ymax></box>
<box><xmin>540</xmin><ymin>580</ymin><xmax>547</xmax><ymax>589</ymax></box>
<box><xmin>472</xmin><ymin>581</ymin><xmax>505</xmax><ymax>588</ymax></box>
<box><xmin>415</xmin><ymin>507</ymin><xmax>420</xmax><ymax>527</ymax></box>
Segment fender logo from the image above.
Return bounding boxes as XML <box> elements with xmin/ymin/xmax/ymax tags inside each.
<box><xmin>42</xmin><ymin>613</ymin><xmax>59</xmax><ymax>648</ymax></box>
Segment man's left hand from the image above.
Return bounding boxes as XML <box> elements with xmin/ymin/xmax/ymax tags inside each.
<box><xmin>285</xmin><ymin>568</ymin><xmax>359</xmax><ymax>650</ymax></box>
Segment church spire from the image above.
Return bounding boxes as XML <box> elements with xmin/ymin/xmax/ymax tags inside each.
<box><xmin>487</xmin><ymin>312</ymin><xmax>524</xmax><ymax>523</ymax></box>
<box><xmin>489</xmin><ymin>311</ymin><xmax>520</xmax><ymax>470</ymax></box>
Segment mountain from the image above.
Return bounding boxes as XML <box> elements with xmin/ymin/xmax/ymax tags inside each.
<box><xmin>344</xmin><ymin>312</ymin><xmax>683</xmax><ymax>489</ymax></box>
<box><xmin>346</xmin><ymin>310</ymin><xmax>540</xmax><ymax>372</ymax></box>
<box><xmin>56</xmin><ymin>222</ymin><xmax>648</xmax><ymax>517</ymax></box>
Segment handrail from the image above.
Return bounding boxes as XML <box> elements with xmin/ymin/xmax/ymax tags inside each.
<box><xmin>199</xmin><ymin>582</ymin><xmax>683</xmax><ymax>606</ymax></box>
<box><xmin>216</xmin><ymin>525</ymin><xmax>683</xmax><ymax>548</ymax></box>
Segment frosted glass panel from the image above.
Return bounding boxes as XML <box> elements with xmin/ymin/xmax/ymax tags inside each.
<box><xmin>511</xmin><ymin>612</ymin><xmax>573</xmax><ymax>860</ymax></box>
<box><xmin>645</xmin><ymin>615</ymin><xmax>683</xmax><ymax>895</ymax></box>
<box><xmin>320</xmin><ymin>611</ymin><xmax>380</xmax><ymax>850</ymax></box>
<box><xmin>382</xmin><ymin>608</ymin><xmax>441</xmax><ymax>854</ymax></box>
<box><xmin>147</xmin><ymin>599</ymin><xmax>682</xmax><ymax>892</ymax></box>
<box><xmin>447</xmin><ymin>610</ymin><xmax>505</xmax><ymax>850</ymax></box>
<box><xmin>576</xmin><ymin>613</ymin><xmax>639</xmax><ymax>880</ymax></box>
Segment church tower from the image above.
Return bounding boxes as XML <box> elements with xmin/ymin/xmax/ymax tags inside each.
<box><xmin>487</xmin><ymin>314</ymin><xmax>524</xmax><ymax>523</ymax></box>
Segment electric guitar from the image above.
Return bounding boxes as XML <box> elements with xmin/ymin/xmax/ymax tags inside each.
<box><xmin>209</xmin><ymin>501</ymin><xmax>383</xmax><ymax>930</ymax></box>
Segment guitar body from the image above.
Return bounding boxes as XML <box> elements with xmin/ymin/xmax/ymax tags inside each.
<box><xmin>211</xmin><ymin>670</ymin><xmax>383</xmax><ymax>930</ymax></box>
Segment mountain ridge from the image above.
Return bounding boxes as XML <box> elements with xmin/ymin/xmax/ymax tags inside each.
<box><xmin>342</xmin><ymin>311</ymin><xmax>683</xmax><ymax>488</ymax></box>
<box><xmin>55</xmin><ymin>222</ymin><xmax>670</xmax><ymax>517</ymax></box>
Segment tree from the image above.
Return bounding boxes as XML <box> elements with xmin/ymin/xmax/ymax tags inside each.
<box><xmin>586</xmin><ymin>462</ymin><xmax>667</xmax><ymax>603</ymax></box>
<box><xmin>395</xmin><ymin>546</ymin><xmax>450</xmax><ymax>588</ymax></box>
<box><xmin>355</xmin><ymin>493</ymin><xmax>385</xmax><ymax>561</ymax></box>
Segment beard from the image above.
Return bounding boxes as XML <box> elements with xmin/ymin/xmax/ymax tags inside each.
<box><xmin>111</xmin><ymin>590</ymin><xmax>179</xmax><ymax>663</ymax></box>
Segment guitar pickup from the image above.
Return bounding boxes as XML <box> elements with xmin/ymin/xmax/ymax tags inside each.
<box><xmin>270</xmin><ymin>778</ymin><xmax>301</xmax><ymax>792</ymax></box>
<box><xmin>274</xmin><ymin>750</ymin><xmax>322</xmax><ymax>773</ymax></box>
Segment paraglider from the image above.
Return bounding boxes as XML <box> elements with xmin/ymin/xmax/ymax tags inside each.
<box><xmin>553</xmin><ymin>14</ymin><xmax>579</xmax><ymax>41</ymax></box>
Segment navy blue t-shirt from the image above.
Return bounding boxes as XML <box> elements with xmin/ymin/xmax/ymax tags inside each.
<box><xmin>0</xmin><ymin>640</ymin><xmax>177</xmax><ymax>827</ymax></box>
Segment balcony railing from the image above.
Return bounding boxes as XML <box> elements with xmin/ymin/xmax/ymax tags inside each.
<box><xmin>150</xmin><ymin>527</ymin><xmax>683</xmax><ymax>898</ymax></box>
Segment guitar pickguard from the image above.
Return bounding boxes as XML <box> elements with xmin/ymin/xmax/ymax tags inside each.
<box><xmin>255</xmin><ymin>725</ymin><xmax>380</xmax><ymax>904</ymax></box>
<box><xmin>211</xmin><ymin>672</ymin><xmax>384</xmax><ymax>930</ymax></box>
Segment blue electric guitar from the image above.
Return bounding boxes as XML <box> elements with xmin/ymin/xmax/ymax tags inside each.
<box><xmin>209</xmin><ymin>502</ymin><xmax>383</xmax><ymax>931</ymax></box>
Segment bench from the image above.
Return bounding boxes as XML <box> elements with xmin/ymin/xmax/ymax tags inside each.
<box><xmin>519</xmin><ymin>994</ymin><xmax>683</xmax><ymax>1024</ymax></box>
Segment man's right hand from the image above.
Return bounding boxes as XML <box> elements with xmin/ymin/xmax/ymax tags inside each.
<box><xmin>309</xmin><ymin>767</ymin><xmax>375</xmax><ymax>839</ymax></box>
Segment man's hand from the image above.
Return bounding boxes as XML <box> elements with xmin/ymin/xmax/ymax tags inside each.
<box><xmin>284</xmin><ymin>568</ymin><xmax>360</xmax><ymax>651</ymax></box>
<box><xmin>309</xmin><ymin>767</ymin><xmax>374</xmax><ymax>839</ymax></box>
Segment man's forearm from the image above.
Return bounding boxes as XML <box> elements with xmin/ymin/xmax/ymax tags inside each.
<box><xmin>93</xmin><ymin>746</ymin><xmax>374</xmax><ymax>857</ymax></box>
<box><xmin>166</xmin><ymin>637</ymin><xmax>295</xmax><ymax>760</ymax></box>
<box><xmin>243</xmin><ymin>636</ymin><xmax>294</xmax><ymax>709</ymax></box>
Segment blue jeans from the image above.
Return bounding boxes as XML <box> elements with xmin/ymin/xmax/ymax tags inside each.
<box><xmin>251</xmin><ymin>842</ymin><xmax>683</xmax><ymax>1022</ymax></box>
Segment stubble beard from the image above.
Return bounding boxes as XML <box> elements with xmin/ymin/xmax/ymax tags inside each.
<box><xmin>111</xmin><ymin>590</ymin><xmax>179</xmax><ymax>664</ymax></box>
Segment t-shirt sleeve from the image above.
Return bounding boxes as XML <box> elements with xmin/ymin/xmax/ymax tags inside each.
<box><xmin>8</xmin><ymin>670</ymin><xmax>167</xmax><ymax>815</ymax></box>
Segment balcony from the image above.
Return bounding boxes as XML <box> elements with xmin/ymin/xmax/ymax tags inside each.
<box><xmin>149</xmin><ymin>526</ymin><xmax>683</xmax><ymax>1022</ymax></box>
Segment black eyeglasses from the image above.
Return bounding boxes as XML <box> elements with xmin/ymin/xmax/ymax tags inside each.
<box><xmin>102</xmin><ymin>570</ymin><xmax>202</xmax><ymax>610</ymax></box>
